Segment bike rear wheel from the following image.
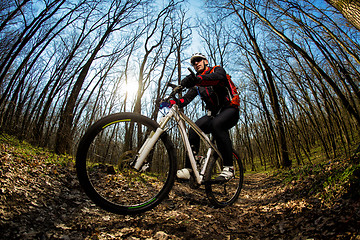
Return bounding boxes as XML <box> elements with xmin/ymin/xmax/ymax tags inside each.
<box><xmin>76</xmin><ymin>112</ymin><xmax>176</xmax><ymax>215</ymax></box>
<box><xmin>204</xmin><ymin>151</ymin><xmax>243</xmax><ymax>208</ymax></box>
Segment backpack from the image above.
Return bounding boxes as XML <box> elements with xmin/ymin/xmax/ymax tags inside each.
<box><xmin>226</xmin><ymin>74</ymin><xmax>240</xmax><ymax>107</ymax></box>
<box><xmin>210</xmin><ymin>66</ymin><xmax>240</xmax><ymax>108</ymax></box>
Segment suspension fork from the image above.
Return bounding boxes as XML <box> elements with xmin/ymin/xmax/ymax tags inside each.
<box><xmin>133</xmin><ymin>107</ymin><xmax>175</xmax><ymax>170</ymax></box>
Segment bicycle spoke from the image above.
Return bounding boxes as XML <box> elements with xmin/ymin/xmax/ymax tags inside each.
<box><xmin>76</xmin><ymin>113</ymin><xmax>175</xmax><ymax>214</ymax></box>
<box><xmin>205</xmin><ymin>151</ymin><xmax>243</xmax><ymax>207</ymax></box>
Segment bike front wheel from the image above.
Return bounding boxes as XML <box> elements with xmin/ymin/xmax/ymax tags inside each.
<box><xmin>204</xmin><ymin>151</ymin><xmax>244</xmax><ymax>208</ymax></box>
<box><xmin>76</xmin><ymin>112</ymin><xmax>176</xmax><ymax>215</ymax></box>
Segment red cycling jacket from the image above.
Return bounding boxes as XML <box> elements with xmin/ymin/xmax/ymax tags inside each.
<box><xmin>177</xmin><ymin>65</ymin><xmax>236</xmax><ymax>114</ymax></box>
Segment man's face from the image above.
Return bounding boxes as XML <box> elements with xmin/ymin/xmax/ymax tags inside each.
<box><xmin>192</xmin><ymin>57</ymin><xmax>208</xmax><ymax>73</ymax></box>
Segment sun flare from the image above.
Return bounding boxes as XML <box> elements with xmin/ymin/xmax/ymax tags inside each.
<box><xmin>123</xmin><ymin>80</ymin><xmax>139</xmax><ymax>98</ymax></box>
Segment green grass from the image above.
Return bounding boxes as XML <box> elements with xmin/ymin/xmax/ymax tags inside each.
<box><xmin>2</xmin><ymin>132</ymin><xmax>359</xmax><ymax>204</ymax></box>
<box><xmin>272</xmin><ymin>156</ymin><xmax>360</xmax><ymax>204</ymax></box>
<box><xmin>240</xmin><ymin>137</ymin><xmax>360</xmax><ymax>204</ymax></box>
<box><xmin>0</xmin><ymin>133</ymin><xmax>73</xmax><ymax>166</ymax></box>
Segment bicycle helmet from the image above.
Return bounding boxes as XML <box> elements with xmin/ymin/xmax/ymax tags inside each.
<box><xmin>190</xmin><ymin>52</ymin><xmax>207</xmax><ymax>65</ymax></box>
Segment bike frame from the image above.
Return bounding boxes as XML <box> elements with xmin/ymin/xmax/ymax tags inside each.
<box><xmin>133</xmin><ymin>104</ymin><xmax>223</xmax><ymax>184</ymax></box>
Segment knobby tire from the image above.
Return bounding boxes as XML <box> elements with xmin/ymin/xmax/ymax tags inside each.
<box><xmin>76</xmin><ymin>112</ymin><xmax>176</xmax><ymax>215</ymax></box>
<box><xmin>204</xmin><ymin>151</ymin><xmax>244</xmax><ymax>208</ymax></box>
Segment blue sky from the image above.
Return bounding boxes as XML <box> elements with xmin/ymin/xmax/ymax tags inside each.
<box><xmin>184</xmin><ymin>0</ymin><xmax>207</xmax><ymax>62</ymax></box>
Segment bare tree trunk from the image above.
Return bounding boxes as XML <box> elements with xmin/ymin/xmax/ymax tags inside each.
<box><xmin>325</xmin><ymin>0</ymin><xmax>360</xmax><ymax>31</ymax></box>
<box><xmin>0</xmin><ymin>0</ymin><xmax>31</xmax><ymax>32</ymax></box>
<box><xmin>237</xmin><ymin>1</ymin><xmax>360</xmax><ymax>127</ymax></box>
<box><xmin>55</xmin><ymin>1</ymin><xmax>140</xmax><ymax>154</ymax></box>
<box><xmin>0</xmin><ymin>0</ymin><xmax>65</xmax><ymax>88</ymax></box>
<box><xmin>231</xmin><ymin>3</ymin><xmax>291</xmax><ymax>167</ymax></box>
<box><xmin>133</xmin><ymin>2</ymin><xmax>175</xmax><ymax>115</ymax></box>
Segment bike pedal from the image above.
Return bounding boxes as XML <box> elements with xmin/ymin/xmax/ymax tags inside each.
<box><xmin>189</xmin><ymin>179</ymin><xmax>200</xmax><ymax>189</ymax></box>
<box><xmin>175</xmin><ymin>178</ymin><xmax>190</xmax><ymax>183</ymax></box>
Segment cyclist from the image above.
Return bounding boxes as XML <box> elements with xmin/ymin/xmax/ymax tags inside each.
<box><xmin>174</xmin><ymin>53</ymin><xmax>239</xmax><ymax>181</ymax></box>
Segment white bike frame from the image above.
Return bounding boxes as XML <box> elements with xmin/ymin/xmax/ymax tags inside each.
<box><xmin>133</xmin><ymin>104</ymin><xmax>223</xmax><ymax>184</ymax></box>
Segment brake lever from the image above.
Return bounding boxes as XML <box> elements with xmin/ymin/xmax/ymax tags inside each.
<box><xmin>188</xmin><ymin>67</ymin><xmax>197</xmax><ymax>80</ymax></box>
<box><xmin>167</xmin><ymin>82</ymin><xmax>184</xmax><ymax>93</ymax></box>
<box><xmin>173</xmin><ymin>85</ymin><xmax>184</xmax><ymax>93</ymax></box>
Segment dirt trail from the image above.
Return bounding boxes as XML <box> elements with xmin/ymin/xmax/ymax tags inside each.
<box><xmin>0</xmin><ymin>147</ymin><xmax>359</xmax><ymax>239</ymax></box>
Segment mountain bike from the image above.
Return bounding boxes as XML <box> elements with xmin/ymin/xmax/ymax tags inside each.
<box><xmin>76</xmin><ymin>82</ymin><xmax>244</xmax><ymax>215</ymax></box>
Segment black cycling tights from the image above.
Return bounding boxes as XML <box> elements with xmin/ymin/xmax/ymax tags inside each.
<box><xmin>186</xmin><ymin>107</ymin><xmax>239</xmax><ymax>168</ymax></box>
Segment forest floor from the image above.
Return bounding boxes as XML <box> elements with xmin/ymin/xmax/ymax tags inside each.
<box><xmin>1</xmin><ymin>138</ymin><xmax>360</xmax><ymax>239</ymax></box>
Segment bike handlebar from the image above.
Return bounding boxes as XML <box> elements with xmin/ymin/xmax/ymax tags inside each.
<box><xmin>160</xmin><ymin>83</ymin><xmax>183</xmax><ymax>105</ymax></box>
<box><xmin>167</xmin><ymin>82</ymin><xmax>184</xmax><ymax>95</ymax></box>
<box><xmin>159</xmin><ymin>68</ymin><xmax>197</xmax><ymax>108</ymax></box>
<box><xmin>157</xmin><ymin>83</ymin><xmax>184</xmax><ymax>109</ymax></box>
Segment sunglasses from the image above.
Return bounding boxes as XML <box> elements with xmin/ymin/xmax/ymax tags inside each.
<box><xmin>191</xmin><ymin>57</ymin><xmax>204</xmax><ymax>65</ymax></box>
